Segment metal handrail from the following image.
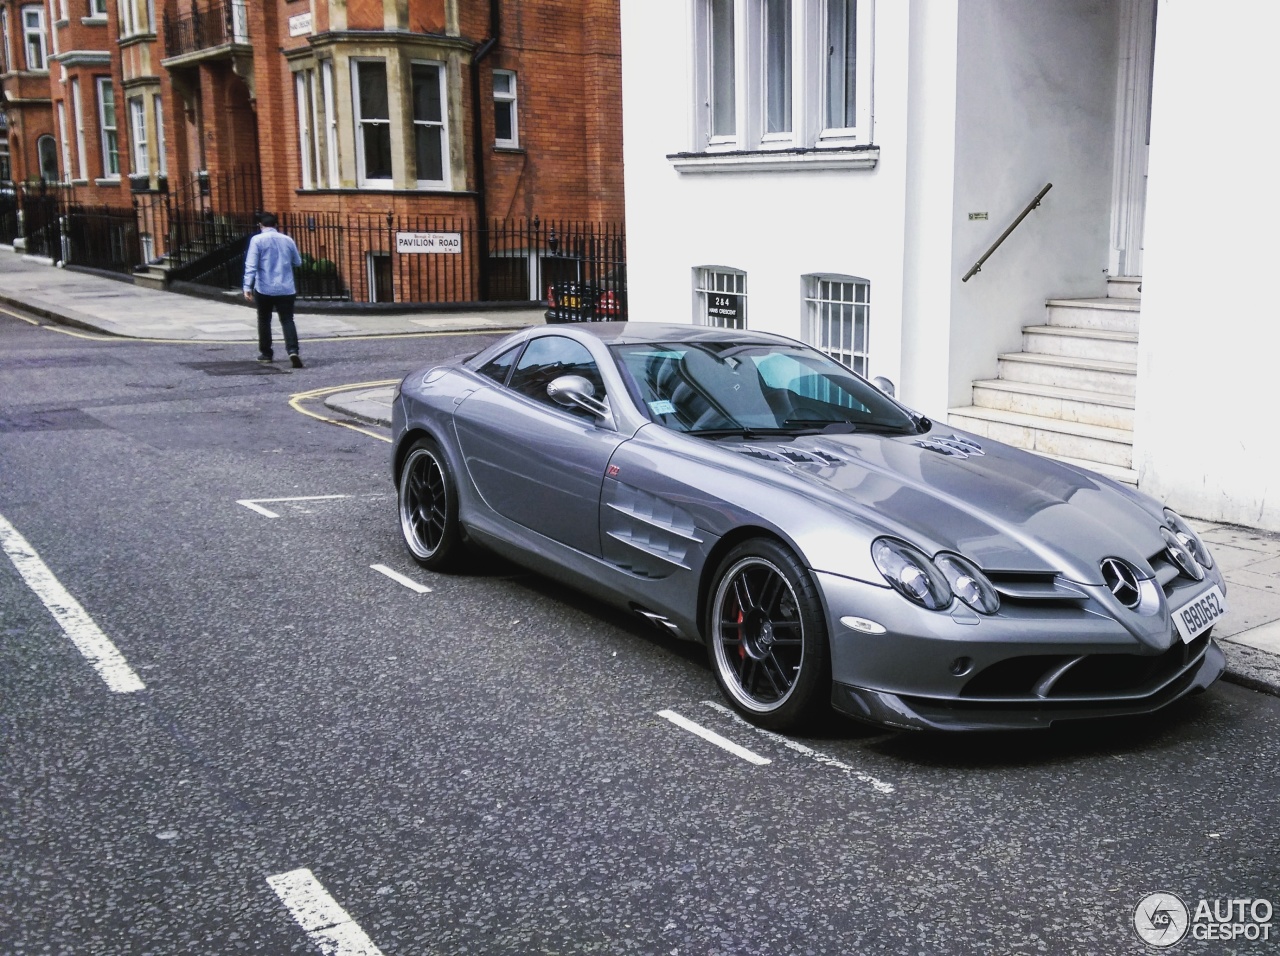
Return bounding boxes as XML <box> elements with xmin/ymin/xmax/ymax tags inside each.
<box><xmin>961</xmin><ymin>183</ymin><xmax>1052</xmax><ymax>282</ymax></box>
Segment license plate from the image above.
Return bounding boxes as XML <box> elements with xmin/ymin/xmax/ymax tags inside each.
<box><xmin>1171</xmin><ymin>584</ymin><xmax>1227</xmax><ymax>642</ymax></box>
<box><xmin>563</xmin><ymin>296</ymin><xmax>581</xmax><ymax>308</ymax></box>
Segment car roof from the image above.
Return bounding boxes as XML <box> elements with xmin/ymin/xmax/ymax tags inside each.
<box><xmin>547</xmin><ymin>322</ymin><xmax>798</xmax><ymax>347</ymax></box>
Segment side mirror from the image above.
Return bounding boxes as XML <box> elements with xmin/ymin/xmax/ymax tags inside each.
<box><xmin>872</xmin><ymin>376</ymin><xmax>896</xmax><ymax>398</ymax></box>
<box><xmin>547</xmin><ymin>374</ymin><xmax>609</xmax><ymax>418</ymax></box>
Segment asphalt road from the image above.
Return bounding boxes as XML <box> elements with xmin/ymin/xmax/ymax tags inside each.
<box><xmin>1</xmin><ymin>310</ymin><xmax>1277</xmax><ymax>955</ymax></box>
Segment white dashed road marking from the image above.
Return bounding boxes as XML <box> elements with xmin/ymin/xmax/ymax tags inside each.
<box><xmin>237</xmin><ymin>495</ymin><xmax>352</xmax><ymax>518</ymax></box>
<box><xmin>370</xmin><ymin>564</ymin><xmax>432</xmax><ymax>593</ymax></box>
<box><xmin>267</xmin><ymin>868</ymin><xmax>386</xmax><ymax>956</ymax></box>
<box><xmin>701</xmin><ymin>699</ymin><xmax>896</xmax><ymax>794</ymax></box>
<box><xmin>658</xmin><ymin>709</ymin><xmax>772</xmax><ymax>765</ymax></box>
<box><xmin>0</xmin><ymin>512</ymin><xmax>144</xmax><ymax>693</ymax></box>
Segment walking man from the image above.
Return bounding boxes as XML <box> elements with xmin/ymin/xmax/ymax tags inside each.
<box><xmin>243</xmin><ymin>213</ymin><xmax>304</xmax><ymax>368</ymax></box>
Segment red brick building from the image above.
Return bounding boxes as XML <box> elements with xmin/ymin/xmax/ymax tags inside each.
<box><xmin>2</xmin><ymin>0</ymin><xmax>624</xmax><ymax>304</ymax></box>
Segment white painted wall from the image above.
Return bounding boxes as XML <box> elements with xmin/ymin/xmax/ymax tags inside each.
<box><xmin>620</xmin><ymin>0</ymin><xmax>914</xmax><ymax>389</ymax></box>
<box><xmin>946</xmin><ymin>0</ymin><xmax>1119</xmax><ymax>409</ymax></box>
<box><xmin>1136</xmin><ymin>1</ymin><xmax>1280</xmax><ymax>531</ymax></box>
<box><xmin>898</xmin><ymin>1</ymin><xmax>959</xmax><ymax>417</ymax></box>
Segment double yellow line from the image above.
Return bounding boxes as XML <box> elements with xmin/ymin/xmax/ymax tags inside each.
<box><xmin>289</xmin><ymin>379</ymin><xmax>400</xmax><ymax>444</ymax></box>
<box><xmin>0</xmin><ymin>305</ymin><xmax>115</xmax><ymax>339</ymax></box>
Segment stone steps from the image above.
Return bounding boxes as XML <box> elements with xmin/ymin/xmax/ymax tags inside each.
<box><xmin>969</xmin><ymin>378</ymin><xmax>1134</xmax><ymax>430</ymax></box>
<box><xmin>949</xmin><ymin>404</ymin><xmax>1135</xmax><ymax>469</ymax></box>
<box><xmin>951</xmin><ymin>287</ymin><xmax>1142</xmax><ymax>482</ymax></box>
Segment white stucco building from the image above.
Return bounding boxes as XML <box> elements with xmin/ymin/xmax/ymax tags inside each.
<box><xmin>620</xmin><ymin>0</ymin><xmax>1279</xmax><ymax>531</ymax></box>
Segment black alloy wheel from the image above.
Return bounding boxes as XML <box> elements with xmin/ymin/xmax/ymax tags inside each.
<box><xmin>398</xmin><ymin>437</ymin><xmax>463</xmax><ymax>571</ymax></box>
<box><xmin>707</xmin><ymin>538</ymin><xmax>831</xmax><ymax>731</ymax></box>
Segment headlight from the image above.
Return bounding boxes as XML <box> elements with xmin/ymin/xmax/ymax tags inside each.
<box><xmin>936</xmin><ymin>553</ymin><xmax>1001</xmax><ymax>614</ymax></box>
<box><xmin>871</xmin><ymin>538</ymin><xmax>952</xmax><ymax>610</ymax></box>
<box><xmin>1164</xmin><ymin>509</ymin><xmax>1213</xmax><ymax>569</ymax></box>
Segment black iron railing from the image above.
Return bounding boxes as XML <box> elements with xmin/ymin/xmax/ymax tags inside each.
<box><xmin>0</xmin><ymin>188</ymin><xmax>20</xmax><ymax>245</ymax></box>
<box><xmin>64</xmin><ymin>204</ymin><xmax>142</xmax><ymax>274</ymax></box>
<box><xmin>131</xmin><ymin>164</ymin><xmax>261</xmax><ymax>275</ymax></box>
<box><xmin>6</xmin><ymin>181</ymin><xmax>627</xmax><ymax>309</ymax></box>
<box><xmin>15</xmin><ymin>183</ymin><xmax>72</xmax><ymax>260</ymax></box>
<box><xmin>164</xmin><ymin>0</ymin><xmax>249</xmax><ymax>57</ymax></box>
<box><xmin>276</xmin><ymin>213</ymin><xmax>627</xmax><ymax>309</ymax></box>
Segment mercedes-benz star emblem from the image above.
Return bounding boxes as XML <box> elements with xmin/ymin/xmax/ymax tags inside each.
<box><xmin>1101</xmin><ymin>557</ymin><xmax>1141</xmax><ymax>609</ymax></box>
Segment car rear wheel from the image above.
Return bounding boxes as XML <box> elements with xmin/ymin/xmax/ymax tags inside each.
<box><xmin>398</xmin><ymin>437</ymin><xmax>463</xmax><ymax>571</ymax></box>
<box><xmin>706</xmin><ymin>539</ymin><xmax>831</xmax><ymax>731</ymax></box>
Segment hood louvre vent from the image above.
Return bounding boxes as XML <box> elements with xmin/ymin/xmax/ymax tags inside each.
<box><xmin>737</xmin><ymin>447</ymin><xmax>787</xmax><ymax>463</ymax></box>
<box><xmin>736</xmin><ymin>447</ymin><xmax>831</xmax><ymax>465</ymax></box>
<box><xmin>986</xmin><ymin>571</ymin><xmax>1087</xmax><ymax>604</ymax></box>
<box><xmin>915</xmin><ymin>435</ymin><xmax>986</xmax><ymax>458</ymax></box>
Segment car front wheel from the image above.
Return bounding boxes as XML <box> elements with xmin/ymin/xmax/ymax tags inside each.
<box><xmin>398</xmin><ymin>437</ymin><xmax>463</xmax><ymax>571</ymax></box>
<box><xmin>706</xmin><ymin>538</ymin><xmax>831</xmax><ymax>731</ymax></box>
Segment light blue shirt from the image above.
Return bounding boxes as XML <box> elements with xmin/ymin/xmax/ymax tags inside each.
<box><xmin>243</xmin><ymin>227</ymin><xmax>302</xmax><ymax>296</ymax></box>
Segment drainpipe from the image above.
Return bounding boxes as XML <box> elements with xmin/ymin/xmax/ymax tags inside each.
<box><xmin>470</xmin><ymin>1</ymin><xmax>500</xmax><ymax>301</ymax></box>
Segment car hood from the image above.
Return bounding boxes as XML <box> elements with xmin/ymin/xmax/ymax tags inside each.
<box><xmin>716</xmin><ymin>429</ymin><xmax>1164</xmax><ymax>585</ymax></box>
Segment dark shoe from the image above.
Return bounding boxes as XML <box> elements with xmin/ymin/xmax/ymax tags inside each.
<box><xmin>256</xmin><ymin>353</ymin><xmax>273</xmax><ymax>363</ymax></box>
<box><xmin>289</xmin><ymin>354</ymin><xmax>304</xmax><ymax>368</ymax></box>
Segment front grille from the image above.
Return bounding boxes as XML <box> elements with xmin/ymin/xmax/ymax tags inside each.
<box><xmin>959</xmin><ymin>633</ymin><xmax>1211</xmax><ymax>701</ymax></box>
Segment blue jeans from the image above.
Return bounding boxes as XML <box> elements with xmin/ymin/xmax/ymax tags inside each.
<box><xmin>255</xmin><ymin>292</ymin><xmax>299</xmax><ymax>357</ymax></box>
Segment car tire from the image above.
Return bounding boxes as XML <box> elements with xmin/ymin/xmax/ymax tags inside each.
<box><xmin>398</xmin><ymin>437</ymin><xmax>464</xmax><ymax>571</ymax></box>
<box><xmin>706</xmin><ymin>538</ymin><xmax>831</xmax><ymax>731</ymax></box>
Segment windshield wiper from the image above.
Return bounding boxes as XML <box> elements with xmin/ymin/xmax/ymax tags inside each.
<box><xmin>687</xmin><ymin>425</ymin><xmax>806</xmax><ymax>439</ymax></box>
<box><xmin>783</xmin><ymin>418</ymin><xmax>858</xmax><ymax>433</ymax></box>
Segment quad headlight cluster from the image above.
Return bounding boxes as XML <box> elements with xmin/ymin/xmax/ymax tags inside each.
<box><xmin>1163</xmin><ymin>509</ymin><xmax>1214</xmax><ymax>580</ymax></box>
<box><xmin>871</xmin><ymin>538</ymin><xmax>1000</xmax><ymax>614</ymax></box>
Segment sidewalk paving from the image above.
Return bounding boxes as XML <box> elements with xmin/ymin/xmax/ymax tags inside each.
<box><xmin>0</xmin><ymin>251</ymin><xmax>543</xmax><ymax>340</ymax></box>
<box><xmin>5</xmin><ymin>248</ymin><xmax>1279</xmax><ymax>700</ymax></box>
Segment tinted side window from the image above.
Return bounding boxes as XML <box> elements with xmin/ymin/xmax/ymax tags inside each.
<box><xmin>476</xmin><ymin>344</ymin><xmax>521</xmax><ymax>384</ymax></box>
<box><xmin>508</xmin><ymin>336</ymin><xmax>604</xmax><ymax>410</ymax></box>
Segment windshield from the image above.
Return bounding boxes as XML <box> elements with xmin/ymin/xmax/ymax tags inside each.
<box><xmin>610</xmin><ymin>341</ymin><xmax>917</xmax><ymax>435</ymax></box>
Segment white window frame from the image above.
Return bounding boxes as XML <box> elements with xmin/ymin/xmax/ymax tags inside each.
<box><xmin>367</xmin><ymin>251</ymin><xmax>392</xmax><ymax>303</ymax></box>
<box><xmin>36</xmin><ymin>133</ymin><xmax>57</xmax><ymax>181</ymax></box>
<box><xmin>816</xmin><ymin>0</ymin><xmax>873</xmax><ymax>144</ymax></box>
<box><xmin>802</xmin><ymin>273</ymin><xmax>870</xmax><ymax>375</ymax></box>
<box><xmin>1</xmin><ymin>9</ymin><xmax>10</xmax><ymax>74</ymax></box>
<box><xmin>321</xmin><ymin>60</ymin><xmax>339</xmax><ymax>188</ymax></box>
<box><xmin>351</xmin><ymin>58</ymin><xmax>392</xmax><ymax>187</ymax></box>
<box><xmin>128</xmin><ymin>95</ymin><xmax>148</xmax><ymax>176</ymax></box>
<box><xmin>760</xmin><ymin>0</ymin><xmax>792</xmax><ymax>142</ymax></box>
<box><xmin>57</xmin><ymin>100</ymin><xmax>72</xmax><ymax>182</ymax></box>
<box><xmin>694</xmin><ymin>0</ymin><xmax>738</xmax><ymax>148</ymax></box>
<box><xmin>71</xmin><ymin>77</ymin><xmax>87</xmax><ymax>179</ymax></box>
<box><xmin>689</xmin><ymin>0</ymin><xmax>873</xmax><ymax>157</ymax></box>
<box><xmin>90</xmin><ymin>0</ymin><xmax>108</xmax><ymax>17</ymax></box>
<box><xmin>153</xmin><ymin>95</ymin><xmax>166</xmax><ymax>175</ymax></box>
<box><xmin>21</xmin><ymin>4</ymin><xmax>47</xmax><ymax>71</ymax></box>
<box><xmin>97</xmin><ymin>77</ymin><xmax>118</xmax><ymax>178</ymax></box>
<box><xmin>295</xmin><ymin>69</ymin><xmax>316</xmax><ymax>189</ymax></box>
<box><xmin>694</xmin><ymin>266</ymin><xmax>747</xmax><ymax>329</ymax></box>
<box><xmin>118</xmin><ymin>0</ymin><xmax>151</xmax><ymax>37</ymax></box>
<box><xmin>410</xmin><ymin>59</ymin><xmax>448</xmax><ymax>189</ymax></box>
<box><xmin>492</xmin><ymin>69</ymin><xmax>518</xmax><ymax>148</ymax></box>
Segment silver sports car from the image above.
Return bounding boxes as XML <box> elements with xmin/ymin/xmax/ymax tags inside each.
<box><xmin>391</xmin><ymin>323</ymin><xmax>1227</xmax><ymax>732</ymax></box>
